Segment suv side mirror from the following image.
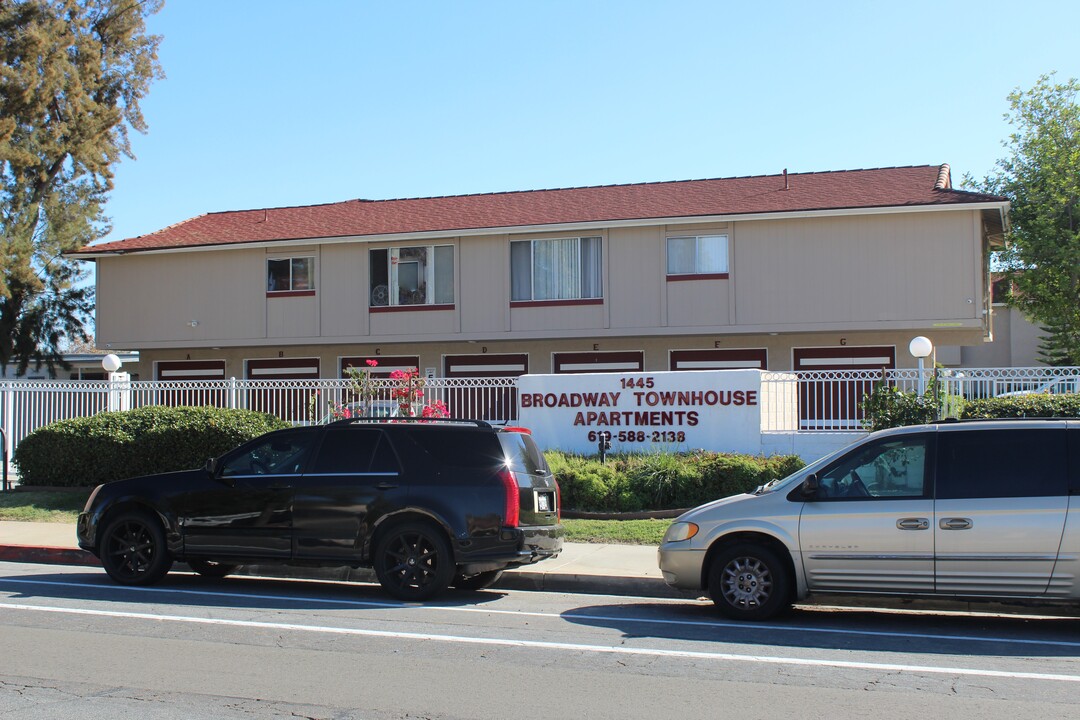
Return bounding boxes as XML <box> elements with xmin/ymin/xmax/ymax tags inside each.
<box><xmin>799</xmin><ymin>473</ymin><xmax>820</xmax><ymax>501</ymax></box>
<box><xmin>205</xmin><ymin>457</ymin><xmax>232</xmax><ymax>486</ymax></box>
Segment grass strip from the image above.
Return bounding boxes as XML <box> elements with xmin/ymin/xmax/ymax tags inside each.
<box><xmin>0</xmin><ymin>491</ymin><xmax>90</xmax><ymax>523</ymax></box>
<box><xmin>1</xmin><ymin>491</ymin><xmax>672</xmax><ymax>545</ymax></box>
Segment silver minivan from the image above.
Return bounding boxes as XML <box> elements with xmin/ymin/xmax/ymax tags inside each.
<box><xmin>658</xmin><ymin>420</ymin><xmax>1080</xmax><ymax>619</ymax></box>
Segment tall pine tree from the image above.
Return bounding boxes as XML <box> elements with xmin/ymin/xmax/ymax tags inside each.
<box><xmin>0</xmin><ymin>0</ymin><xmax>163</xmax><ymax>376</ymax></box>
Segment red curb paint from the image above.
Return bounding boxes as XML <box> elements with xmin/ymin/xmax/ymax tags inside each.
<box><xmin>0</xmin><ymin>544</ymin><xmax>99</xmax><ymax>566</ymax></box>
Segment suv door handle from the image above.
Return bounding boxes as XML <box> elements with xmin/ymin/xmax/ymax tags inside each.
<box><xmin>376</xmin><ymin>482</ymin><xmax>398</xmax><ymax>490</ymax></box>
<box><xmin>939</xmin><ymin>517</ymin><xmax>973</xmax><ymax>530</ymax></box>
<box><xmin>896</xmin><ymin>518</ymin><xmax>929</xmax><ymax>530</ymax></box>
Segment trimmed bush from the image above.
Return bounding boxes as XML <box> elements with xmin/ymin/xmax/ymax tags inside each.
<box><xmin>546</xmin><ymin>450</ymin><xmax>805</xmax><ymax>512</ymax></box>
<box><xmin>14</xmin><ymin>406</ymin><xmax>290</xmax><ymax>487</ymax></box>
<box><xmin>960</xmin><ymin>393</ymin><xmax>1080</xmax><ymax>419</ymax></box>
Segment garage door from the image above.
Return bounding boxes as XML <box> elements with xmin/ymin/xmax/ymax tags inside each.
<box><xmin>154</xmin><ymin>360</ymin><xmax>228</xmax><ymax>407</ymax></box>
<box><xmin>443</xmin><ymin>353</ymin><xmax>527</xmax><ymax>421</ymax></box>
<box><xmin>669</xmin><ymin>348</ymin><xmax>767</xmax><ymax>371</ymax></box>
<box><xmin>793</xmin><ymin>346</ymin><xmax>895</xmax><ymax>430</ymax></box>
<box><xmin>246</xmin><ymin>358</ymin><xmax>321</xmax><ymax>421</ymax></box>
<box><xmin>552</xmin><ymin>351</ymin><xmax>644</xmax><ymax>374</ymax></box>
<box><xmin>339</xmin><ymin>355</ymin><xmax>420</xmax><ymax>378</ymax></box>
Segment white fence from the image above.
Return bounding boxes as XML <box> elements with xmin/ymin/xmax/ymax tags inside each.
<box><xmin>1</xmin><ymin>366</ymin><xmax>1077</xmax><ymax>484</ymax></box>
<box><xmin>761</xmin><ymin>366</ymin><xmax>1080</xmax><ymax>431</ymax></box>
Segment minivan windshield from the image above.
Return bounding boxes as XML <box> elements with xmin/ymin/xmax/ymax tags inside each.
<box><xmin>754</xmin><ymin>439</ymin><xmax>866</xmax><ymax>494</ymax></box>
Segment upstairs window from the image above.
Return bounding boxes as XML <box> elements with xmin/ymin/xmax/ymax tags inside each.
<box><xmin>511</xmin><ymin>236</ymin><xmax>602</xmax><ymax>303</ymax></box>
<box><xmin>267</xmin><ymin>257</ymin><xmax>315</xmax><ymax>294</ymax></box>
<box><xmin>369</xmin><ymin>245</ymin><xmax>455</xmax><ymax>307</ymax></box>
<box><xmin>667</xmin><ymin>234</ymin><xmax>728</xmax><ymax>278</ymax></box>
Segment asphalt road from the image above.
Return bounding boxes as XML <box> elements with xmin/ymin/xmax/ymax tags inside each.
<box><xmin>1</xmin><ymin>561</ymin><xmax>1079</xmax><ymax>719</ymax></box>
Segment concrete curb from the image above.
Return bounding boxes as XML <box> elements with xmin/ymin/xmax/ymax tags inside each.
<box><xmin>0</xmin><ymin>543</ymin><xmax>687</xmax><ymax>599</ymax></box>
<box><xmin>238</xmin><ymin>563</ymin><xmax>690</xmax><ymax>599</ymax></box>
<box><xmin>0</xmin><ymin>544</ymin><xmax>99</xmax><ymax>567</ymax></box>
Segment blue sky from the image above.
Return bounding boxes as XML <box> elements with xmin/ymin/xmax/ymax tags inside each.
<box><xmin>102</xmin><ymin>0</ymin><xmax>1080</xmax><ymax>245</ymax></box>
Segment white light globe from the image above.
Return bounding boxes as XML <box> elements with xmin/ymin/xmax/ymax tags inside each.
<box><xmin>908</xmin><ymin>336</ymin><xmax>933</xmax><ymax>359</ymax></box>
<box><xmin>101</xmin><ymin>353</ymin><xmax>122</xmax><ymax>372</ymax></box>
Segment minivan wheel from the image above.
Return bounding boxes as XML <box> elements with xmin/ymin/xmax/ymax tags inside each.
<box><xmin>100</xmin><ymin>511</ymin><xmax>173</xmax><ymax>586</ymax></box>
<box><xmin>708</xmin><ymin>543</ymin><xmax>791</xmax><ymax>621</ymax></box>
<box><xmin>373</xmin><ymin>522</ymin><xmax>454</xmax><ymax>601</ymax></box>
<box><xmin>187</xmin><ymin>559</ymin><xmax>240</xmax><ymax>578</ymax></box>
<box><xmin>452</xmin><ymin>569</ymin><xmax>504</xmax><ymax>591</ymax></box>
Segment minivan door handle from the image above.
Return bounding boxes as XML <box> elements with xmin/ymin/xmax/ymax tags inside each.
<box><xmin>375</xmin><ymin>482</ymin><xmax>398</xmax><ymax>490</ymax></box>
<box><xmin>939</xmin><ymin>517</ymin><xmax>973</xmax><ymax>530</ymax></box>
<box><xmin>896</xmin><ymin>518</ymin><xmax>929</xmax><ymax>530</ymax></box>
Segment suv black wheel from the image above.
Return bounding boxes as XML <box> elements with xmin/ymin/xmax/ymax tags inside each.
<box><xmin>452</xmin><ymin>569</ymin><xmax>504</xmax><ymax>591</ymax></box>
<box><xmin>708</xmin><ymin>543</ymin><xmax>791</xmax><ymax>620</ymax></box>
<box><xmin>100</xmin><ymin>511</ymin><xmax>173</xmax><ymax>586</ymax></box>
<box><xmin>373</xmin><ymin>522</ymin><xmax>454</xmax><ymax>601</ymax></box>
<box><xmin>187</xmin><ymin>559</ymin><xmax>240</xmax><ymax>578</ymax></box>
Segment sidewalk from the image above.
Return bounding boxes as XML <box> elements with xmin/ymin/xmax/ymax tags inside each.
<box><xmin>0</xmin><ymin>521</ymin><xmax>692</xmax><ymax>599</ymax></box>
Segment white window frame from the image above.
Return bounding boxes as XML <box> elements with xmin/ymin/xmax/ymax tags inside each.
<box><xmin>267</xmin><ymin>256</ymin><xmax>315</xmax><ymax>293</ymax></box>
<box><xmin>369</xmin><ymin>244</ymin><xmax>455</xmax><ymax>307</ymax></box>
<box><xmin>666</xmin><ymin>234</ymin><xmax>729</xmax><ymax>277</ymax></box>
<box><xmin>510</xmin><ymin>236</ymin><xmax>603</xmax><ymax>302</ymax></box>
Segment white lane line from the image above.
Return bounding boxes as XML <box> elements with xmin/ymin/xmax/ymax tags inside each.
<box><xmin>2</xmin><ymin>577</ymin><xmax>1079</xmax><ymax>650</ymax></box>
<box><xmin>4</xmin><ymin>601</ymin><xmax>1079</xmax><ymax>684</ymax></box>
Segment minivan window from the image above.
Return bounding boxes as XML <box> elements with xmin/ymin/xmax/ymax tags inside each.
<box><xmin>815</xmin><ymin>434</ymin><xmax>929</xmax><ymax>500</ymax></box>
<box><xmin>936</xmin><ymin>428</ymin><xmax>1066</xmax><ymax>499</ymax></box>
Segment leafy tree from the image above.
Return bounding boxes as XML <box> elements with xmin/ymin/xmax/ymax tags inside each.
<box><xmin>0</xmin><ymin>0</ymin><xmax>163</xmax><ymax>376</ymax></box>
<box><xmin>974</xmin><ymin>74</ymin><xmax>1080</xmax><ymax>364</ymax></box>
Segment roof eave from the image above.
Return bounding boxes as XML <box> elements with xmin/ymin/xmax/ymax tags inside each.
<box><xmin>67</xmin><ymin>199</ymin><xmax>1012</xmax><ymax>259</ymax></box>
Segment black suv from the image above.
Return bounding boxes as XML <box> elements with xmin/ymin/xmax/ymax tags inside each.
<box><xmin>77</xmin><ymin>418</ymin><xmax>563</xmax><ymax>600</ymax></box>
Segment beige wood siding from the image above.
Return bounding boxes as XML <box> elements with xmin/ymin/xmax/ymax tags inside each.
<box><xmin>732</xmin><ymin>211</ymin><xmax>979</xmax><ymax>327</ymax></box>
<box><xmin>370</xmin><ymin>308</ymin><xmax>457</xmax><ymax>336</ymax></box>
<box><xmin>459</xmin><ymin>234</ymin><xmax>509</xmax><ymax>333</ymax></box>
<box><xmin>607</xmin><ymin>226</ymin><xmax>662</xmax><ymax>329</ymax></box>
<box><xmin>96</xmin><ymin>250</ymin><xmax>266</xmax><ymax>346</ymax></box>
<box><xmin>320</xmin><ymin>243</ymin><xmax>368</xmax><ymax>337</ymax></box>
<box><xmin>510</xmin><ymin>303</ymin><xmax>607</xmax><ymax>332</ymax></box>
<box><xmin>666</xmin><ymin>278</ymin><xmax>732</xmax><ymax>327</ymax></box>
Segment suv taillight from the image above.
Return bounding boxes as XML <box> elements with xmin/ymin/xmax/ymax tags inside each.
<box><xmin>499</xmin><ymin>468</ymin><xmax>520</xmax><ymax>528</ymax></box>
<box><xmin>555</xmin><ymin>479</ymin><xmax>561</xmax><ymax>521</ymax></box>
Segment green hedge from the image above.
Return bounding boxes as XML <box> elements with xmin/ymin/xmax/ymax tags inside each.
<box><xmin>545</xmin><ymin>450</ymin><xmax>805</xmax><ymax>513</ymax></box>
<box><xmin>960</xmin><ymin>393</ymin><xmax>1080</xmax><ymax>419</ymax></box>
<box><xmin>14</xmin><ymin>406</ymin><xmax>290</xmax><ymax>487</ymax></box>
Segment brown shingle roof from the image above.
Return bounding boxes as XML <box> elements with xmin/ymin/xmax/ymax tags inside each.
<box><xmin>73</xmin><ymin>165</ymin><xmax>1006</xmax><ymax>256</ymax></box>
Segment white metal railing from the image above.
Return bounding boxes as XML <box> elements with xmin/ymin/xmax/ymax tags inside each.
<box><xmin>2</xmin><ymin>367</ymin><xmax>1078</xmax><ymax>483</ymax></box>
<box><xmin>760</xmin><ymin>366</ymin><xmax>1080</xmax><ymax>431</ymax></box>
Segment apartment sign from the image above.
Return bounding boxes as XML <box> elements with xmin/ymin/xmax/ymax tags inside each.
<box><xmin>518</xmin><ymin>370</ymin><xmax>763</xmax><ymax>454</ymax></box>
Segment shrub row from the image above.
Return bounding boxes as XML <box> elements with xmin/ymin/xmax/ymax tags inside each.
<box><xmin>545</xmin><ymin>450</ymin><xmax>805</xmax><ymax>513</ymax></box>
<box><xmin>960</xmin><ymin>393</ymin><xmax>1080</xmax><ymax>419</ymax></box>
<box><xmin>14</xmin><ymin>406</ymin><xmax>290</xmax><ymax>487</ymax></box>
<box><xmin>862</xmin><ymin>385</ymin><xmax>1080</xmax><ymax>431</ymax></box>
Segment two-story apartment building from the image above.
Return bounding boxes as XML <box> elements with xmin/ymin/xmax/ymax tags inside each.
<box><xmin>71</xmin><ymin>165</ymin><xmax>1008</xmax><ymax>384</ymax></box>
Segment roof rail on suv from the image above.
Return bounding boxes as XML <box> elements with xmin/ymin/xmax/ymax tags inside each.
<box><xmin>329</xmin><ymin>417</ymin><xmax>493</xmax><ymax>429</ymax></box>
<box><xmin>929</xmin><ymin>417</ymin><xmax>1071</xmax><ymax>424</ymax></box>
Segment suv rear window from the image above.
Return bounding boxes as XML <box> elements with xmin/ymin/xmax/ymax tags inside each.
<box><xmin>403</xmin><ymin>427</ymin><xmax>504</xmax><ymax>468</ymax></box>
<box><xmin>498</xmin><ymin>431</ymin><xmax>549</xmax><ymax>475</ymax></box>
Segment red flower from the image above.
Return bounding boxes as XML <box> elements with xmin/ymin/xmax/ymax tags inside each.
<box><xmin>366</xmin><ymin>359</ymin><xmax>378</xmax><ymax>367</ymax></box>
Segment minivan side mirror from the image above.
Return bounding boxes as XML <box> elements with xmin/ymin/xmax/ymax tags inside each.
<box><xmin>799</xmin><ymin>473</ymin><xmax>820</xmax><ymax>501</ymax></box>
